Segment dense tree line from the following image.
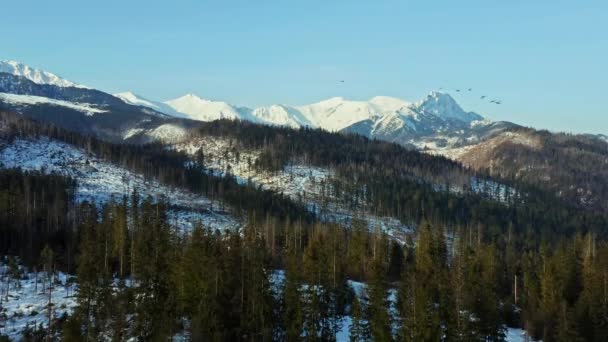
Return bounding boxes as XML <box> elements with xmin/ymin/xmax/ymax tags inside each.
<box><xmin>456</xmin><ymin>127</ymin><xmax>608</xmax><ymax>212</ymax></box>
<box><xmin>0</xmin><ymin>169</ymin><xmax>607</xmax><ymax>340</ymax></box>
<box><xmin>194</xmin><ymin>119</ymin><xmax>607</xmax><ymax>244</ymax></box>
<box><xmin>0</xmin><ymin>111</ymin><xmax>313</xmax><ymax>224</ymax></box>
<box><xmin>0</xmin><ymin>169</ymin><xmax>77</xmax><ymax>266</ymax></box>
<box><xmin>2</xmin><ymin>113</ymin><xmax>608</xmax><ymax>340</ymax></box>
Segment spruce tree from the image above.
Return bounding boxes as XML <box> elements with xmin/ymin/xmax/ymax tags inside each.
<box><xmin>349</xmin><ymin>295</ymin><xmax>370</xmax><ymax>342</ymax></box>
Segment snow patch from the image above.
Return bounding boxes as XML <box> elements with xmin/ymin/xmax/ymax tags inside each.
<box><xmin>0</xmin><ymin>93</ymin><xmax>107</xmax><ymax>116</ymax></box>
<box><xmin>172</xmin><ymin>138</ymin><xmax>413</xmax><ymax>241</ymax></box>
<box><xmin>0</xmin><ymin>262</ymin><xmax>77</xmax><ymax>340</ymax></box>
<box><xmin>0</xmin><ymin>138</ymin><xmax>239</xmax><ymax>232</ymax></box>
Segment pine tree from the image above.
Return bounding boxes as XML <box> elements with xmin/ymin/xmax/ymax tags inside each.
<box><xmin>349</xmin><ymin>295</ymin><xmax>370</xmax><ymax>342</ymax></box>
<box><xmin>556</xmin><ymin>301</ymin><xmax>583</xmax><ymax>342</ymax></box>
<box><xmin>283</xmin><ymin>245</ymin><xmax>303</xmax><ymax>341</ymax></box>
<box><xmin>367</xmin><ymin>230</ymin><xmax>392</xmax><ymax>342</ymax></box>
<box><xmin>40</xmin><ymin>244</ymin><xmax>55</xmax><ymax>341</ymax></box>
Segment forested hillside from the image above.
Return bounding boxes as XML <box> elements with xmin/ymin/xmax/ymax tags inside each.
<box><xmin>444</xmin><ymin>127</ymin><xmax>608</xmax><ymax>212</ymax></box>
<box><xmin>1</xmin><ymin>112</ymin><xmax>608</xmax><ymax>341</ymax></box>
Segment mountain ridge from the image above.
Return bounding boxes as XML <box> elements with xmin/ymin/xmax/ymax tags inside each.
<box><xmin>0</xmin><ymin>60</ymin><xmax>514</xmax><ymax>150</ymax></box>
<box><xmin>0</xmin><ymin>60</ymin><xmax>89</xmax><ymax>89</ymax></box>
<box><xmin>115</xmin><ymin>89</ymin><xmax>500</xmax><ymax>150</ymax></box>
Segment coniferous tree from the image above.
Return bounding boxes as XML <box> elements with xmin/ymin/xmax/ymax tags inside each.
<box><xmin>367</xmin><ymin>233</ymin><xmax>392</xmax><ymax>342</ymax></box>
<box><xmin>283</xmin><ymin>244</ymin><xmax>303</xmax><ymax>341</ymax></box>
<box><xmin>349</xmin><ymin>295</ymin><xmax>370</xmax><ymax>342</ymax></box>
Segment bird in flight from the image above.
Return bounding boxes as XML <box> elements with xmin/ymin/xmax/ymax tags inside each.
<box><xmin>480</xmin><ymin>95</ymin><xmax>486</xmax><ymax>99</ymax></box>
<box><xmin>468</xmin><ymin>88</ymin><xmax>472</xmax><ymax>91</ymax></box>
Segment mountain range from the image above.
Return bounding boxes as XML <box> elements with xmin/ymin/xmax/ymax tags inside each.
<box><xmin>117</xmin><ymin>90</ymin><xmax>518</xmax><ymax>150</ymax></box>
<box><xmin>1</xmin><ymin>59</ymin><xmax>605</xmax><ymax>155</ymax></box>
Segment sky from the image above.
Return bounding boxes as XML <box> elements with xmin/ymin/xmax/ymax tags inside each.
<box><xmin>2</xmin><ymin>0</ymin><xmax>607</xmax><ymax>134</ymax></box>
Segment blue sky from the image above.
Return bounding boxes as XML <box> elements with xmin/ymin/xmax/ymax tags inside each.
<box><xmin>2</xmin><ymin>0</ymin><xmax>607</xmax><ymax>134</ymax></box>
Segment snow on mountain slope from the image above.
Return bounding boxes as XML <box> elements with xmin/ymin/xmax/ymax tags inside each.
<box><xmin>296</xmin><ymin>97</ymin><xmax>382</xmax><ymax>131</ymax></box>
<box><xmin>0</xmin><ymin>60</ymin><xmax>88</xmax><ymax>89</ymax></box>
<box><xmin>111</xmin><ymin>88</ymin><xmax>502</xmax><ymax>151</ymax></box>
<box><xmin>146</xmin><ymin>123</ymin><xmax>189</xmax><ymax>143</ymax></box>
<box><xmin>165</xmin><ymin>94</ymin><xmax>252</xmax><ymax>122</ymax></box>
<box><xmin>0</xmin><ymin>137</ymin><xmax>239</xmax><ymax>232</ymax></box>
<box><xmin>415</xmin><ymin>91</ymin><xmax>482</xmax><ymax>122</ymax></box>
<box><xmin>0</xmin><ymin>263</ymin><xmax>77</xmax><ymax>341</ymax></box>
<box><xmin>114</xmin><ymin>91</ymin><xmax>187</xmax><ymax>118</ymax></box>
<box><xmin>369</xmin><ymin>95</ymin><xmax>412</xmax><ymax>113</ymax></box>
<box><xmin>142</xmin><ymin>91</ymin><xmax>481</xmax><ymax>131</ymax></box>
<box><xmin>0</xmin><ymin>92</ymin><xmax>107</xmax><ymax>116</ymax></box>
<box><xmin>172</xmin><ymin>137</ymin><xmax>414</xmax><ymax>242</ymax></box>
<box><xmin>251</xmin><ymin>104</ymin><xmax>313</xmax><ymax>128</ymax></box>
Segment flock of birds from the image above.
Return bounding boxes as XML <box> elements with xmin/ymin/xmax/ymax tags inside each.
<box><xmin>439</xmin><ymin>87</ymin><xmax>502</xmax><ymax>105</ymax></box>
<box><xmin>336</xmin><ymin>80</ymin><xmax>503</xmax><ymax>105</ymax></box>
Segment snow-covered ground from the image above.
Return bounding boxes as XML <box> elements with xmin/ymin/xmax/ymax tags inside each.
<box><xmin>338</xmin><ymin>281</ymin><xmax>535</xmax><ymax>342</ymax></box>
<box><xmin>0</xmin><ymin>137</ymin><xmax>239</xmax><ymax>232</ymax></box>
<box><xmin>506</xmin><ymin>328</ymin><xmax>540</xmax><ymax>342</ymax></box>
<box><xmin>0</xmin><ymin>93</ymin><xmax>106</xmax><ymax>116</ymax></box>
<box><xmin>272</xmin><ymin>272</ymin><xmax>539</xmax><ymax>342</ymax></box>
<box><xmin>0</xmin><ymin>262</ymin><xmax>77</xmax><ymax>341</ymax></box>
<box><xmin>173</xmin><ymin>138</ymin><xmax>413</xmax><ymax>242</ymax></box>
<box><xmin>470</xmin><ymin>177</ymin><xmax>519</xmax><ymax>203</ymax></box>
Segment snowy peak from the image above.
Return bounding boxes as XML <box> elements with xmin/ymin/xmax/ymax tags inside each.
<box><xmin>164</xmin><ymin>93</ymin><xmax>250</xmax><ymax>122</ymax></box>
<box><xmin>251</xmin><ymin>104</ymin><xmax>313</xmax><ymax>128</ymax></box>
<box><xmin>108</xmin><ymin>88</ymin><xmax>494</xmax><ymax>150</ymax></box>
<box><xmin>369</xmin><ymin>96</ymin><xmax>412</xmax><ymax>113</ymax></box>
<box><xmin>296</xmin><ymin>97</ymin><xmax>380</xmax><ymax>131</ymax></box>
<box><xmin>114</xmin><ymin>91</ymin><xmax>151</xmax><ymax>106</ymax></box>
<box><xmin>0</xmin><ymin>60</ymin><xmax>88</xmax><ymax>89</ymax></box>
<box><xmin>414</xmin><ymin>91</ymin><xmax>482</xmax><ymax>122</ymax></box>
<box><xmin>126</xmin><ymin>90</ymin><xmax>487</xmax><ymax>136</ymax></box>
<box><xmin>114</xmin><ymin>91</ymin><xmax>186</xmax><ymax>118</ymax></box>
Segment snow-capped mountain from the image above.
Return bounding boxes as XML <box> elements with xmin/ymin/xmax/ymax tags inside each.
<box><xmin>114</xmin><ymin>91</ymin><xmax>187</xmax><ymax>118</ymax></box>
<box><xmin>0</xmin><ymin>60</ymin><xmax>88</xmax><ymax>88</ymax></box>
<box><xmin>119</xmin><ymin>90</ymin><xmax>501</xmax><ymax>150</ymax></box>
<box><xmin>250</xmin><ymin>104</ymin><xmax>313</xmax><ymax>128</ymax></box>
<box><xmin>0</xmin><ymin>62</ymin><xmax>184</xmax><ymax>141</ymax></box>
<box><xmin>0</xmin><ymin>60</ymin><xmax>513</xmax><ymax>149</ymax></box>
<box><xmin>164</xmin><ymin>94</ymin><xmax>253</xmax><ymax>122</ymax></box>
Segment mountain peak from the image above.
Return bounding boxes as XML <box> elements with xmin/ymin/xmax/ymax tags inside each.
<box><xmin>422</xmin><ymin>90</ymin><xmax>457</xmax><ymax>104</ymax></box>
<box><xmin>369</xmin><ymin>96</ymin><xmax>412</xmax><ymax>112</ymax></box>
<box><xmin>315</xmin><ymin>96</ymin><xmax>345</xmax><ymax>105</ymax></box>
<box><xmin>165</xmin><ymin>94</ymin><xmax>246</xmax><ymax>122</ymax></box>
<box><xmin>0</xmin><ymin>60</ymin><xmax>88</xmax><ymax>89</ymax></box>
<box><xmin>171</xmin><ymin>93</ymin><xmax>214</xmax><ymax>104</ymax></box>
<box><xmin>416</xmin><ymin>91</ymin><xmax>482</xmax><ymax>122</ymax></box>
